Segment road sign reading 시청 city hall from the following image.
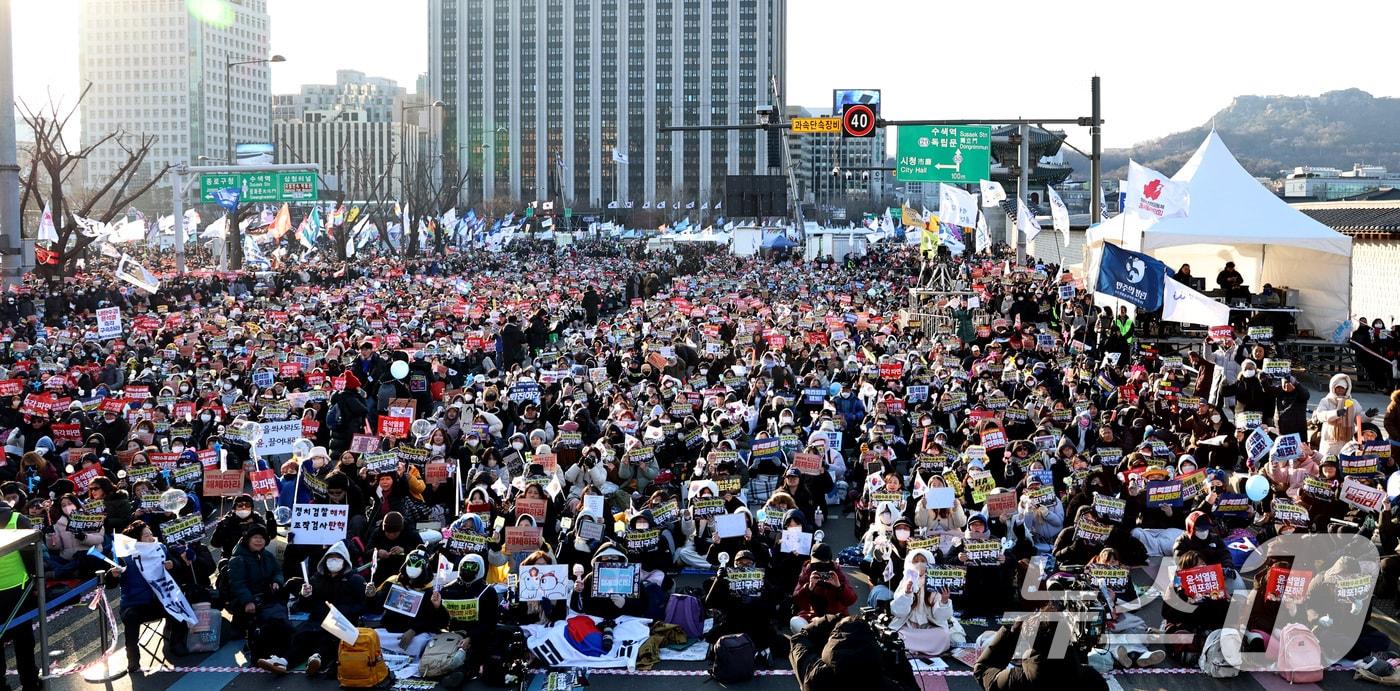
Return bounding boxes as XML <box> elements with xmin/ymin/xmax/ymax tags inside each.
<box><xmin>895</xmin><ymin>125</ymin><xmax>991</xmax><ymax>183</ymax></box>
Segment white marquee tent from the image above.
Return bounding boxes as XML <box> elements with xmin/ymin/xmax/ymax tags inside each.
<box><xmin>1083</xmin><ymin>131</ymin><xmax>1351</xmax><ymax>334</ymax></box>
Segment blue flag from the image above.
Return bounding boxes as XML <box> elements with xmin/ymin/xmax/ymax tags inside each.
<box><xmin>1095</xmin><ymin>242</ymin><xmax>1172</xmax><ymax>311</ymax></box>
<box><xmin>213</xmin><ymin>187</ymin><xmax>241</xmax><ymax>212</ymax></box>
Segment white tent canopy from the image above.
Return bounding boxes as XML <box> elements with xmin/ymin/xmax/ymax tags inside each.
<box><xmin>1083</xmin><ymin>131</ymin><xmax>1351</xmax><ymax>334</ymax></box>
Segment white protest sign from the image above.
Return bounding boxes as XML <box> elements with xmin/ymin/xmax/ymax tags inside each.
<box><xmin>96</xmin><ymin>307</ymin><xmax>123</xmax><ymax>340</ymax></box>
<box><xmin>780</xmin><ymin>528</ymin><xmax>813</xmax><ymax>556</ymax></box>
<box><xmin>924</xmin><ymin>487</ymin><xmax>956</xmax><ymax>510</ymax></box>
<box><xmin>583</xmin><ymin>494</ymin><xmax>605</xmax><ymax>520</ymax></box>
<box><xmin>714</xmin><ymin>513</ymin><xmax>748</xmax><ymax>539</ymax></box>
<box><xmin>289</xmin><ymin>503</ymin><xmax>351</xmax><ymax>545</ymax></box>
<box><xmin>257</xmin><ymin>419</ymin><xmax>304</xmax><ymax>455</ymax></box>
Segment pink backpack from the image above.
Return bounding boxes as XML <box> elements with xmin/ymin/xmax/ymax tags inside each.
<box><xmin>1272</xmin><ymin>623</ymin><xmax>1324</xmax><ymax>683</ymax></box>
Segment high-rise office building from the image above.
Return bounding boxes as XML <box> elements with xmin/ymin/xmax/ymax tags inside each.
<box><xmin>429</xmin><ymin>0</ymin><xmax>787</xmax><ymax>208</ymax></box>
<box><xmin>79</xmin><ymin>0</ymin><xmax>272</xmax><ymax>190</ymax></box>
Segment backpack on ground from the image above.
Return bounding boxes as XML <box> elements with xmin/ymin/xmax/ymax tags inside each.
<box><xmin>664</xmin><ymin>593</ymin><xmax>705</xmax><ymax>640</ymax></box>
<box><xmin>710</xmin><ymin>633</ymin><xmax>756</xmax><ymax>684</ymax></box>
<box><xmin>338</xmin><ymin>627</ymin><xmax>393</xmax><ymax>688</ymax></box>
<box><xmin>1273</xmin><ymin>623</ymin><xmax>1324</xmax><ymax>684</ymax></box>
<box><xmin>1200</xmin><ymin>628</ymin><xmax>1243</xmax><ymax>679</ymax></box>
<box><xmin>418</xmin><ymin>632</ymin><xmax>466</xmax><ymax>678</ymax></box>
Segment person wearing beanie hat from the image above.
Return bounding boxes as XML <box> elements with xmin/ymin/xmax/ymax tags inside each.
<box><xmin>227</xmin><ymin>517</ymin><xmax>291</xmax><ymax>673</ymax></box>
<box><xmin>948</xmin><ymin>512</ymin><xmax>1009</xmax><ymax>620</ymax></box>
<box><xmin>790</xmin><ymin>541</ymin><xmax>855</xmax><ymax>633</ymax></box>
<box><xmin>210</xmin><ymin>494</ymin><xmax>267</xmax><ymax>554</ymax></box>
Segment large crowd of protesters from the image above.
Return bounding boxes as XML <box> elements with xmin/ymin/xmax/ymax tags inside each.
<box><xmin>0</xmin><ymin>234</ymin><xmax>1395</xmax><ymax>688</ymax></box>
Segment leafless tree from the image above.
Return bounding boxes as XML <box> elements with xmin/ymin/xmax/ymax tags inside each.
<box><xmin>18</xmin><ymin>87</ymin><xmax>170</xmax><ymax>276</ymax></box>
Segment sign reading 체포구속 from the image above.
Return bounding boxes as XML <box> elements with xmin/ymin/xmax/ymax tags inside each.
<box><xmin>895</xmin><ymin>126</ymin><xmax>991</xmax><ymax>183</ymax></box>
<box><xmin>199</xmin><ymin>171</ymin><xmax>318</xmax><ymax>203</ymax></box>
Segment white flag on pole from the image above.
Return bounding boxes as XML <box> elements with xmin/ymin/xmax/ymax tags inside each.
<box><xmin>611</xmin><ymin>148</ymin><xmax>629</xmax><ymax>165</ymax></box>
<box><xmin>1126</xmin><ymin>161</ymin><xmax>1190</xmax><ymax>220</ymax></box>
<box><xmin>1016</xmin><ymin>197</ymin><xmax>1041</xmax><ymax>244</ymax></box>
<box><xmin>1163</xmin><ymin>276</ymin><xmax>1231</xmax><ymax>326</ymax></box>
<box><xmin>938</xmin><ymin>184</ymin><xmax>978</xmax><ymax>228</ymax></box>
<box><xmin>975</xmin><ymin>209</ymin><xmax>991</xmax><ymax>253</ymax></box>
<box><xmin>979</xmin><ymin>180</ymin><xmax>1007</xmax><ymax>208</ymax></box>
<box><xmin>321</xmin><ymin>603</ymin><xmax>361</xmax><ymax>646</ymax></box>
<box><xmin>37</xmin><ymin>202</ymin><xmax>58</xmax><ymax>244</ymax></box>
<box><xmin>1047</xmin><ymin>185</ymin><xmax>1071</xmax><ymax>246</ymax></box>
<box><xmin>607</xmin><ymin>201</ymin><xmax>619</xmax><ymax>209</ymax></box>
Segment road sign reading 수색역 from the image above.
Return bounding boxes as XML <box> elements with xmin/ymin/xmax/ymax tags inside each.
<box><xmin>199</xmin><ymin>171</ymin><xmax>318</xmax><ymax>203</ymax></box>
<box><xmin>896</xmin><ymin>125</ymin><xmax>991</xmax><ymax>183</ymax></box>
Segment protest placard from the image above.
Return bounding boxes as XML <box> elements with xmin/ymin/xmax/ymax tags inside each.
<box><xmin>962</xmin><ymin>540</ymin><xmax>1002</xmax><ymax>565</ymax></box>
<box><xmin>1341</xmin><ymin>477</ymin><xmax>1386</xmax><ymax>512</ymax></box>
<box><xmin>1146</xmin><ymin>479</ymin><xmax>1184</xmax><ymax>507</ymax></box>
<box><xmin>691</xmin><ymin>497</ymin><xmax>726</xmax><ymax>519</ymax></box>
<box><xmin>1264</xmin><ymin>566</ymin><xmax>1313</xmax><ymax>603</ymax></box>
<box><xmin>518</xmin><ymin>564</ymin><xmax>571</xmax><ymax>602</ymax></box>
<box><xmin>780</xmin><ymin>528</ymin><xmax>813</xmax><ymax>555</ymax></box>
<box><xmin>1075</xmin><ymin>514</ymin><xmax>1111</xmax><ymax>543</ymax></box>
<box><xmin>926</xmin><ymin>566</ymin><xmax>967</xmax><ymax>594</ymax></box>
<box><xmin>1180</xmin><ymin>564</ymin><xmax>1225</xmax><ymax>599</ymax></box>
<box><xmin>791</xmin><ymin>452</ymin><xmax>823</xmax><ymax>475</ymax></box>
<box><xmin>1093</xmin><ymin>494</ymin><xmax>1126</xmax><ymax>523</ymax></box>
<box><xmin>289</xmin><ymin>504</ymin><xmax>350</xmax><ymax>545</ymax></box>
<box><xmin>383</xmin><ymin>585</ymin><xmax>424</xmax><ymax>617</ymax></box>
<box><xmin>504</xmin><ymin>526</ymin><xmax>543</xmax><ymax>554</ymax></box>
<box><xmin>592</xmin><ymin>564</ymin><xmax>640</xmax><ymax>597</ymax></box>
<box><xmin>515</xmin><ymin>497</ymin><xmax>548</xmax><ymax>522</ymax></box>
<box><xmin>249</xmin><ymin>468</ymin><xmax>279</xmax><ymax>499</ymax></box>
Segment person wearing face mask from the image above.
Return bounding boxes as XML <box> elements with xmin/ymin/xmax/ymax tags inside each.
<box><xmin>106</xmin><ymin>521</ymin><xmax>191</xmax><ymax>674</ymax></box>
<box><xmin>327</xmin><ymin>372</ymin><xmax>369</xmax><ymax>459</ymax></box>
<box><xmin>210</xmin><ymin>494</ymin><xmax>266</xmax><ymax>554</ymax></box>
<box><xmin>367</xmin><ymin>548</ymin><xmax>447</xmax><ymax>658</ymax></box>
<box><xmin>1231</xmin><ymin>360</ymin><xmax>1276</xmax><ymax>425</ymax></box>
<box><xmin>861</xmin><ymin>510</ymin><xmax>913</xmax><ymax>609</ymax></box>
<box><xmin>434</xmin><ymin>553</ymin><xmax>501</xmax><ymax>687</ymax></box>
<box><xmin>1171</xmin><ymin>511</ymin><xmax>1240</xmax><ymax>586</ymax></box>
<box><xmin>284</xmin><ymin>541</ymin><xmax>365</xmax><ymax>678</ymax></box>
<box><xmin>889</xmin><ymin>547</ymin><xmax>965</xmax><ymax>658</ymax></box>
<box><xmin>44</xmin><ymin>493</ymin><xmax>105</xmax><ymax>579</ymax></box>
<box><xmin>948</xmin><ymin>514</ymin><xmax>1009</xmax><ymax>619</ymax></box>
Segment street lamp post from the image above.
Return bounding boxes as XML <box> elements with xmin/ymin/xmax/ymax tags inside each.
<box><xmin>225</xmin><ymin>54</ymin><xmax>284</xmax><ymax>164</ymax></box>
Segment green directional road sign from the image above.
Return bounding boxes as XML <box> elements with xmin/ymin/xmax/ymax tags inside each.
<box><xmin>895</xmin><ymin>125</ymin><xmax>992</xmax><ymax>183</ymax></box>
<box><xmin>199</xmin><ymin>171</ymin><xmax>318</xmax><ymax>203</ymax></box>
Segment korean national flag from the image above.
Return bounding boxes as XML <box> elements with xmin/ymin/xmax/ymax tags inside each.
<box><xmin>1095</xmin><ymin>242</ymin><xmax>1171</xmax><ymax>312</ymax></box>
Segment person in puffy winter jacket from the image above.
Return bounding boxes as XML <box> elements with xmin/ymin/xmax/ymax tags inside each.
<box><xmin>226</xmin><ymin>523</ymin><xmax>292</xmax><ymax>672</ymax></box>
<box><xmin>284</xmin><ymin>541</ymin><xmax>366</xmax><ymax>677</ymax></box>
<box><xmin>790</xmin><ymin>545</ymin><xmax>856</xmax><ymax>633</ymax></box>
<box><xmin>789</xmin><ymin>614</ymin><xmax>916</xmax><ymax>691</ymax></box>
<box><xmin>889</xmin><ymin>548</ymin><xmax>964</xmax><ymax>658</ymax></box>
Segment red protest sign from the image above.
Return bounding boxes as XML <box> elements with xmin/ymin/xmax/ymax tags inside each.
<box><xmin>425</xmin><ymin>461</ymin><xmax>450</xmax><ymax>485</ymax></box>
<box><xmin>332</xmin><ymin>374</ymin><xmax>348</xmax><ymax>392</ymax></box>
<box><xmin>377</xmin><ymin>416</ymin><xmax>411</xmax><ymax>438</ymax></box>
<box><xmin>0</xmin><ymin>380</ymin><xmax>21</xmax><ymax>397</ymax></box>
<box><xmin>532</xmin><ymin>453</ymin><xmax>558</xmax><ymax>473</ymax></box>
<box><xmin>173</xmin><ymin>401</ymin><xmax>196</xmax><ymax>420</ymax></box>
<box><xmin>879</xmin><ymin>362</ymin><xmax>904</xmax><ymax>381</ymax></box>
<box><xmin>1209</xmin><ymin>325</ymin><xmax>1234</xmax><ymax>342</ymax></box>
<box><xmin>197</xmin><ymin>448</ymin><xmax>219</xmax><ymax>470</ymax></box>
<box><xmin>302</xmin><ymin>420</ymin><xmax>320</xmax><ymax>438</ymax></box>
<box><xmin>67</xmin><ymin>465</ymin><xmax>104</xmax><ymax>494</ymax></box>
<box><xmin>278</xmin><ymin>362</ymin><xmax>301</xmax><ymax>378</ymax></box>
<box><xmin>1179</xmin><ymin>564</ymin><xmax>1225</xmax><ymax>600</ymax></box>
<box><xmin>203</xmin><ymin>469</ymin><xmax>245</xmax><ymax>497</ymax></box>
<box><xmin>249</xmin><ymin>468</ymin><xmax>279</xmax><ymax>499</ymax></box>
<box><xmin>792</xmin><ymin>452</ymin><xmax>823</xmax><ymax>475</ymax></box>
<box><xmin>503</xmin><ymin>526</ymin><xmax>542</xmax><ymax>554</ymax></box>
<box><xmin>1264</xmin><ymin>566</ymin><xmax>1313</xmax><ymax>603</ymax></box>
<box><xmin>52</xmin><ymin>423</ymin><xmax>82</xmax><ymax>443</ymax></box>
<box><xmin>100</xmin><ymin>397</ymin><xmax>128</xmax><ymax>414</ymax></box>
<box><xmin>515</xmin><ymin>497</ymin><xmax>548</xmax><ymax>522</ymax></box>
<box><xmin>305</xmin><ymin>371</ymin><xmax>326</xmax><ymax>388</ymax></box>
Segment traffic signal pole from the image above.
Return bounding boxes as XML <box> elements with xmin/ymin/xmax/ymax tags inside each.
<box><xmin>660</xmin><ymin>77</ymin><xmax>1105</xmax><ymax>248</ymax></box>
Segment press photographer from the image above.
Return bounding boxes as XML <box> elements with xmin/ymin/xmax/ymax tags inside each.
<box><xmin>788</xmin><ymin>614</ymin><xmax>916</xmax><ymax>691</ymax></box>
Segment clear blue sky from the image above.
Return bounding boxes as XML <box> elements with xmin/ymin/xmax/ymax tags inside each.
<box><xmin>13</xmin><ymin>0</ymin><xmax>1399</xmax><ymax>149</ymax></box>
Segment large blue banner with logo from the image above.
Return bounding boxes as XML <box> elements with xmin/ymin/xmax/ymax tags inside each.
<box><xmin>1095</xmin><ymin>242</ymin><xmax>1172</xmax><ymax>311</ymax></box>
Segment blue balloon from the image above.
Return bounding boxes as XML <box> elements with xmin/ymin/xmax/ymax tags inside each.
<box><xmin>1245</xmin><ymin>474</ymin><xmax>1270</xmax><ymax>502</ymax></box>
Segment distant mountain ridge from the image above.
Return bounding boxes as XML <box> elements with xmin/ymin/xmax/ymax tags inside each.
<box><xmin>1068</xmin><ymin>89</ymin><xmax>1400</xmax><ymax>180</ymax></box>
